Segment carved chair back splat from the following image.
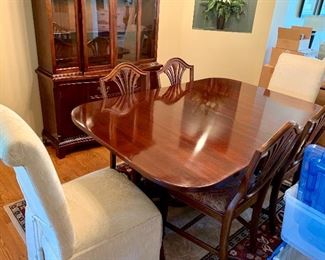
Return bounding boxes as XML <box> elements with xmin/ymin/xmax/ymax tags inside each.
<box><xmin>99</xmin><ymin>62</ymin><xmax>150</xmax><ymax>98</ymax></box>
<box><xmin>244</xmin><ymin>122</ymin><xmax>300</xmax><ymax>197</ymax></box>
<box><xmin>158</xmin><ymin>57</ymin><xmax>194</xmax><ymax>86</ymax></box>
<box><xmin>292</xmin><ymin>105</ymin><xmax>325</xmax><ymax>166</ymax></box>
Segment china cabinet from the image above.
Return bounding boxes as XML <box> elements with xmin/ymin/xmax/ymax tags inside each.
<box><xmin>31</xmin><ymin>0</ymin><xmax>160</xmax><ymax>158</ymax></box>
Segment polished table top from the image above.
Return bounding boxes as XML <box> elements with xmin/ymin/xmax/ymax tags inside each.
<box><xmin>72</xmin><ymin>78</ymin><xmax>321</xmax><ymax>191</ymax></box>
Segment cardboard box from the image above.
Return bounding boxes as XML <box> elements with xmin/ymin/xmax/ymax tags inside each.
<box><xmin>259</xmin><ymin>64</ymin><xmax>274</xmax><ymax>88</ymax></box>
<box><xmin>277</xmin><ymin>27</ymin><xmax>312</xmax><ymax>40</ymax></box>
<box><xmin>276</xmin><ymin>27</ymin><xmax>311</xmax><ymax>51</ymax></box>
<box><xmin>276</xmin><ymin>38</ymin><xmax>310</xmax><ymax>51</ymax></box>
<box><xmin>291</xmin><ymin>26</ymin><xmax>313</xmax><ymax>39</ymax></box>
<box><xmin>270</xmin><ymin>47</ymin><xmax>302</xmax><ymax>66</ymax></box>
<box><xmin>278</xmin><ymin>28</ymin><xmax>303</xmax><ymax>40</ymax></box>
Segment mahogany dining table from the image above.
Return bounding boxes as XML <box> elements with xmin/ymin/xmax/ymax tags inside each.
<box><xmin>71</xmin><ymin>78</ymin><xmax>321</xmax><ymax>192</ymax></box>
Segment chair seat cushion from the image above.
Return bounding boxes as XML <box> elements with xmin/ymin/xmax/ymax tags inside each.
<box><xmin>172</xmin><ymin>172</ymin><xmax>244</xmax><ymax>215</ymax></box>
<box><xmin>63</xmin><ymin>168</ymin><xmax>162</xmax><ymax>259</ymax></box>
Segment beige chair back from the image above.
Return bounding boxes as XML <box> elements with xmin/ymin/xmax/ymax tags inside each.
<box><xmin>0</xmin><ymin>105</ymin><xmax>74</xmax><ymax>259</ymax></box>
<box><xmin>269</xmin><ymin>53</ymin><xmax>325</xmax><ymax>102</ymax></box>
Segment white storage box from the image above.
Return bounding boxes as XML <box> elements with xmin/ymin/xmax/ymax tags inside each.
<box><xmin>281</xmin><ymin>184</ymin><xmax>325</xmax><ymax>260</ymax></box>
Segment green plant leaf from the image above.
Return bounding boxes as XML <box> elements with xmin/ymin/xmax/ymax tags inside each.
<box><xmin>205</xmin><ymin>0</ymin><xmax>217</xmax><ymax>12</ymax></box>
<box><xmin>203</xmin><ymin>0</ymin><xmax>247</xmax><ymax>22</ymax></box>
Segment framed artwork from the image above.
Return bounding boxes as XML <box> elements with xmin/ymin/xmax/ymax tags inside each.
<box><xmin>299</xmin><ymin>0</ymin><xmax>318</xmax><ymax>17</ymax></box>
<box><xmin>316</xmin><ymin>0</ymin><xmax>325</xmax><ymax>15</ymax></box>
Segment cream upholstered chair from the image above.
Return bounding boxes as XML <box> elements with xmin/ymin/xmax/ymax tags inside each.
<box><xmin>0</xmin><ymin>105</ymin><xmax>162</xmax><ymax>260</ymax></box>
<box><xmin>268</xmin><ymin>53</ymin><xmax>325</xmax><ymax>103</ymax></box>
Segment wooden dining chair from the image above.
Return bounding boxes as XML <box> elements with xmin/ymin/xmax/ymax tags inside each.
<box><xmin>165</xmin><ymin>121</ymin><xmax>300</xmax><ymax>260</ymax></box>
<box><xmin>99</xmin><ymin>62</ymin><xmax>150</xmax><ymax>171</ymax></box>
<box><xmin>158</xmin><ymin>57</ymin><xmax>194</xmax><ymax>86</ymax></box>
<box><xmin>269</xmin><ymin>106</ymin><xmax>325</xmax><ymax>233</ymax></box>
<box><xmin>99</xmin><ymin>62</ymin><xmax>150</xmax><ymax>98</ymax></box>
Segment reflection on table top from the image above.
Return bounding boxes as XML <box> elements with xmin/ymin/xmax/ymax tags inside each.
<box><xmin>72</xmin><ymin>78</ymin><xmax>321</xmax><ymax>191</ymax></box>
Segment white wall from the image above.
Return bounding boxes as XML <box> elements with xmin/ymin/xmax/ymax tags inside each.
<box><xmin>0</xmin><ymin>0</ymin><xmax>43</xmax><ymax>135</ymax></box>
<box><xmin>158</xmin><ymin>0</ymin><xmax>276</xmax><ymax>85</ymax></box>
<box><xmin>304</xmin><ymin>16</ymin><xmax>325</xmax><ymax>56</ymax></box>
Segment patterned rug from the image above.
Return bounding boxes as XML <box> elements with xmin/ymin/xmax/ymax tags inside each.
<box><xmin>4</xmin><ymin>164</ymin><xmax>284</xmax><ymax>260</ymax></box>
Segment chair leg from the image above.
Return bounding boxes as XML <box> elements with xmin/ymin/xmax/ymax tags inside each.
<box><xmin>269</xmin><ymin>177</ymin><xmax>282</xmax><ymax>234</ymax></box>
<box><xmin>250</xmin><ymin>206</ymin><xmax>262</xmax><ymax>252</ymax></box>
<box><xmin>250</xmin><ymin>186</ymin><xmax>269</xmax><ymax>252</ymax></box>
<box><xmin>219</xmin><ymin>216</ymin><xmax>232</xmax><ymax>260</ymax></box>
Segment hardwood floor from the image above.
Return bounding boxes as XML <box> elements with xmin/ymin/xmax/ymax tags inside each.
<box><xmin>0</xmin><ymin>146</ymin><xmax>110</xmax><ymax>259</ymax></box>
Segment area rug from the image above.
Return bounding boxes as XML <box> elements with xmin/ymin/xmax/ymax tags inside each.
<box><xmin>4</xmin><ymin>164</ymin><xmax>284</xmax><ymax>260</ymax></box>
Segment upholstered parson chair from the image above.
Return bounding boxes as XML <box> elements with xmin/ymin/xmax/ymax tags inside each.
<box><xmin>268</xmin><ymin>53</ymin><xmax>325</xmax><ymax>103</ymax></box>
<box><xmin>0</xmin><ymin>105</ymin><xmax>162</xmax><ymax>260</ymax></box>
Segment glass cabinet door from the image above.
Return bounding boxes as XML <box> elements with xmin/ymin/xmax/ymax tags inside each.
<box><xmin>116</xmin><ymin>0</ymin><xmax>158</xmax><ymax>63</ymax></box>
<box><xmin>139</xmin><ymin>0</ymin><xmax>158</xmax><ymax>60</ymax></box>
<box><xmin>116</xmin><ymin>0</ymin><xmax>138</xmax><ymax>62</ymax></box>
<box><xmin>84</xmin><ymin>0</ymin><xmax>111</xmax><ymax>68</ymax></box>
<box><xmin>51</xmin><ymin>0</ymin><xmax>79</xmax><ymax>69</ymax></box>
<box><xmin>79</xmin><ymin>0</ymin><xmax>159</xmax><ymax>70</ymax></box>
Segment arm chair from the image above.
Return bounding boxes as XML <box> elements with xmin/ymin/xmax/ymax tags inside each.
<box><xmin>268</xmin><ymin>53</ymin><xmax>325</xmax><ymax>103</ymax></box>
<box><xmin>165</xmin><ymin>122</ymin><xmax>300</xmax><ymax>260</ymax></box>
<box><xmin>0</xmin><ymin>105</ymin><xmax>162</xmax><ymax>260</ymax></box>
<box><xmin>269</xmin><ymin>105</ymin><xmax>325</xmax><ymax>233</ymax></box>
<box><xmin>99</xmin><ymin>62</ymin><xmax>150</xmax><ymax>169</ymax></box>
<box><xmin>158</xmin><ymin>57</ymin><xmax>194</xmax><ymax>87</ymax></box>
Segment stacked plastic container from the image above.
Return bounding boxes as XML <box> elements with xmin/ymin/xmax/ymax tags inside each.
<box><xmin>281</xmin><ymin>144</ymin><xmax>325</xmax><ymax>259</ymax></box>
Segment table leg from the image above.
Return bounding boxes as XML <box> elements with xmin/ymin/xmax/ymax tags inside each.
<box><xmin>159</xmin><ymin>188</ymin><xmax>169</xmax><ymax>232</ymax></box>
<box><xmin>160</xmin><ymin>242</ymin><xmax>165</xmax><ymax>260</ymax></box>
<box><xmin>110</xmin><ymin>152</ymin><xmax>116</xmax><ymax>169</ymax></box>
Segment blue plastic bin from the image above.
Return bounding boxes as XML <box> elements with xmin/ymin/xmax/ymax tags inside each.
<box><xmin>298</xmin><ymin>144</ymin><xmax>325</xmax><ymax>213</ymax></box>
<box><xmin>268</xmin><ymin>242</ymin><xmax>309</xmax><ymax>260</ymax></box>
<box><xmin>267</xmin><ymin>242</ymin><xmax>286</xmax><ymax>260</ymax></box>
<box><xmin>282</xmin><ymin>184</ymin><xmax>325</xmax><ymax>259</ymax></box>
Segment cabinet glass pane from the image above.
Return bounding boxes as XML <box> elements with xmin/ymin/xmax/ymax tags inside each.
<box><xmin>52</xmin><ymin>0</ymin><xmax>79</xmax><ymax>69</ymax></box>
<box><xmin>140</xmin><ymin>0</ymin><xmax>157</xmax><ymax>59</ymax></box>
<box><xmin>85</xmin><ymin>0</ymin><xmax>110</xmax><ymax>66</ymax></box>
<box><xmin>117</xmin><ymin>0</ymin><xmax>138</xmax><ymax>62</ymax></box>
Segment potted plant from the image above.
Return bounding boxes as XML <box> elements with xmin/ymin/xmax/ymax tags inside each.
<box><xmin>203</xmin><ymin>0</ymin><xmax>247</xmax><ymax>30</ymax></box>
